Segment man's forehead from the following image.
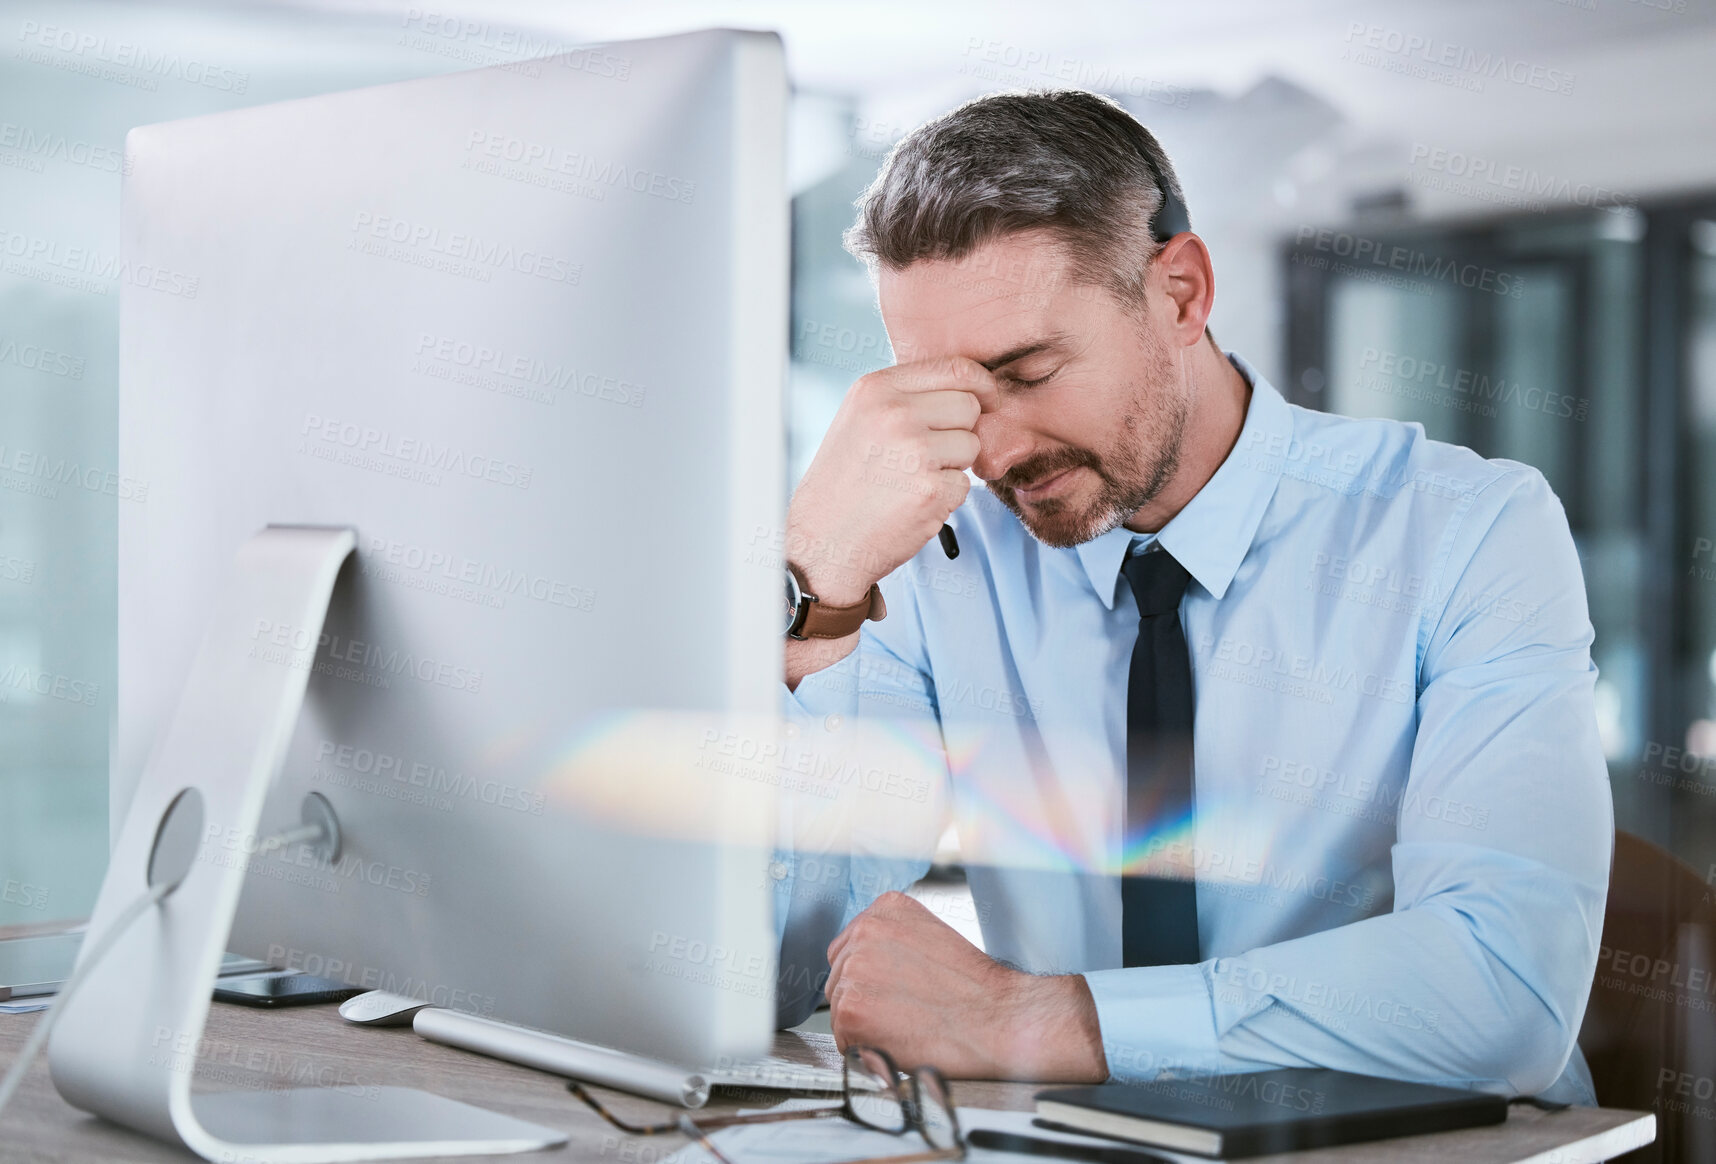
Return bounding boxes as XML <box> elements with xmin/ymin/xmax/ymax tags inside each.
<box><xmin>878</xmin><ymin>234</ymin><xmax>1082</xmax><ymax>361</ymax></box>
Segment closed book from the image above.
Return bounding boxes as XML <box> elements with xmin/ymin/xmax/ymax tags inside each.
<box><xmin>1035</xmin><ymin>1068</ymin><xmax>1508</xmax><ymax>1158</ymax></box>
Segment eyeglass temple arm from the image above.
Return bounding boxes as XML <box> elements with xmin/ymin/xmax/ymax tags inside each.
<box><xmin>680</xmin><ymin>1118</ymin><xmax>741</xmax><ymax>1164</ymax></box>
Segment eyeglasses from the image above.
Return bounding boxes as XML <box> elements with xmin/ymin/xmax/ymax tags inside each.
<box><xmin>569</xmin><ymin>1044</ymin><xmax>966</xmax><ymax>1164</ymax></box>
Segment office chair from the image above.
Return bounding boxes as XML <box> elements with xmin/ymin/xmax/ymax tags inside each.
<box><xmin>1577</xmin><ymin>830</ymin><xmax>1716</xmax><ymax>1163</ymax></box>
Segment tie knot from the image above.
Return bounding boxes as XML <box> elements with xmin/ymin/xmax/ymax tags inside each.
<box><xmin>1121</xmin><ymin>548</ymin><xmax>1191</xmax><ymax>617</ymax></box>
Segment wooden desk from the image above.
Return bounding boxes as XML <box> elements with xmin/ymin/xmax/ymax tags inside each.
<box><xmin>0</xmin><ymin>1000</ymin><xmax>1655</xmax><ymax>1163</ymax></box>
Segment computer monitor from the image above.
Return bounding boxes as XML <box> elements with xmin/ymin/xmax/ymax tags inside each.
<box><xmin>104</xmin><ymin>26</ymin><xmax>785</xmax><ymax>1073</ymax></box>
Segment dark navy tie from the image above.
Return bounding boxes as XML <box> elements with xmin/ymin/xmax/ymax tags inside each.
<box><xmin>1119</xmin><ymin>546</ymin><xmax>1200</xmax><ymax>967</ymax></box>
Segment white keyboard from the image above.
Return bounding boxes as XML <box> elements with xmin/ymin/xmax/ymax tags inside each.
<box><xmin>342</xmin><ymin>992</ymin><xmax>845</xmax><ymax>1104</ymax></box>
<box><xmin>703</xmin><ymin>1056</ymin><xmax>845</xmax><ymax>1092</ymax></box>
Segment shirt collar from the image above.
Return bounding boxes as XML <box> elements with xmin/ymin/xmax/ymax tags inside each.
<box><xmin>1074</xmin><ymin>351</ymin><xmax>1290</xmax><ymax>609</ymax></box>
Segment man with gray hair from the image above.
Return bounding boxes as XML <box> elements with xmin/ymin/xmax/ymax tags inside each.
<box><xmin>774</xmin><ymin>89</ymin><xmax>1608</xmax><ymax>1102</ymax></box>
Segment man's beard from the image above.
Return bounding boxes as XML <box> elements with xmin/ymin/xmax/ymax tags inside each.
<box><xmin>987</xmin><ymin>336</ymin><xmax>1191</xmax><ymax>549</ymax></box>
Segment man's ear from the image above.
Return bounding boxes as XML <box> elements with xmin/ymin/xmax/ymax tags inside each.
<box><xmin>1154</xmin><ymin>233</ymin><xmax>1216</xmax><ymax>350</ymax></box>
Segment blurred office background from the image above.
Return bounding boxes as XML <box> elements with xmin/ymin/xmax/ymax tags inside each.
<box><xmin>5</xmin><ymin>0</ymin><xmax>1716</xmax><ymax>1147</ymax></box>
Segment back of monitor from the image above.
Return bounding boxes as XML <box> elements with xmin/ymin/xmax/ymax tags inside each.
<box><xmin>49</xmin><ymin>31</ymin><xmax>787</xmax><ymax>1162</ymax></box>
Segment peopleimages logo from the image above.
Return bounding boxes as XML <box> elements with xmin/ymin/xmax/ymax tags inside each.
<box><xmin>0</xmin><ymin>227</ymin><xmax>199</xmax><ymax>298</ymax></box>
<box><xmin>300</xmin><ymin>412</ymin><xmax>534</xmax><ymax>490</ymax></box>
<box><xmin>1341</xmin><ymin>22</ymin><xmax>1575</xmax><ymax>95</ymax></box>
<box><xmin>347</xmin><ymin>212</ymin><xmax>580</xmax><ymax>286</ymax></box>
<box><xmin>1294</xmin><ymin>227</ymin><xmax>1524</xmax><ymax>299</ymax></box>
<box><xmin>366</xmin><ymin>535</ymin><xmax>596</xmax><ymax>613</ymax></box>
<box><xmin>463</xmin><ymin>131</ymin><xmax>697</xmax><ymax>204</ymax></box>
<box><xmin>797</xmin><ymin>318</ymin><xmax>890</xmax><ymax>373</ymax></box>
<box><xmin>1198</xmin><ymin>632</ymin><xmax>1414</xmax><ymax>706</ymax></box>
<box><xmin>958</xmin><ymin>38</ymin><xmax>1189</xmax><ymax>109</ymax></box>
<box><xmin>696</xmin><ymin>727</ymin><xmax>932</xmax><ymax>804</ymax></box>
<box><xmin>398</xmin><ymin>10</ymin><xmax>632</xmax><ymax>80</ymax></box>
<box><xmin>1408</xmin><ymin>143</ymin><xmax>1635</xmax><ymax>212</ymax></box>
<box><xmin>265</xmin><ymin>945</ymin><xmax>498</xmax><ymax>1015</ymax></box>
<box><xmin>1356</xmin><ymin>347</ymin><xmax>1588</xmax><ymax>421</ymax></box>
<box><xmin>2</xmin><ymin>878</ymin><xmax>48</xmax><ymax>911</ymax></box>
<box><xmin>0</xmin><ymin>664</ymin><xmax>100</xmax><ymax>707</ymax></box>
<box><xmin>250</xmin><ymin>617</ymin><xmax>486</xmax><ymax>695</ymax></box>
<box><xmin>14</xmin><ymin>19</ymin><xmax>251</xmax><ymax>93</ymax></box>
<box><xmin>313</xmin><ymin>739</ymin><xmax>546</xmax><ymax>815</ymax></box>
<box><xmin>0</xmin><ymin>121</ymin><xmax>123</xmax><ymax>174</ymax></box>
<box><xmin>0</xmin><ymin>443</ymin><xmax>149</xmax><ymax>502</ymax></box>
<box><xmin>413</xmin><ymin>334</ymin><xmax>646</xmax><ymax>408</ymax></box>
<box><xmin>0</xmin><ymin>335</ymin><xmax>84</xmax><ymax>379</ymax></box>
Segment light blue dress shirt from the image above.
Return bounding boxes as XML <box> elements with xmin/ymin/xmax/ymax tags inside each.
<box><xmin>774</xmin><ymin>352</ymin><xmax>1611</xmax><ymax>1103</ymax></box>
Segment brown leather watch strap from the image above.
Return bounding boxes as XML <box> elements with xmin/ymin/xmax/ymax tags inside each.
<box><xmin>789</xmin><ymin>563</ymin><xmax>887</xmax><ymax>640</ymax></box>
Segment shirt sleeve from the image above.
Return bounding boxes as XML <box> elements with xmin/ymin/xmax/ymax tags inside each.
<box><xmin>1084</xmin><ymin>468</ymin><xmax>1613</xmax><ymax>1097</ymax></box>
<box><xmin>773</xmin><ymin>566</ymin><xmax>953</xmax><ymax>1027</ymax></box>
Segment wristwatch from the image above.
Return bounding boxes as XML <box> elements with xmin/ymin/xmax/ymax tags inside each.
<box><xmin>783</xmin><ymin>562</ymin><xmax>886</xmax><ymax>640</ymax></box>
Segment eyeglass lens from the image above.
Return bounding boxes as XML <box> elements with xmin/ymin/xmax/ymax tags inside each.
<box><xmin>912</xmin><ymin>1069</ymin><xmax>959</xmax><ymax>1151</ymax></box>
<box><xmin>844</xmin><ymin>1046</ymin><xmax>908</xmax><ymax>1134</ymax></box>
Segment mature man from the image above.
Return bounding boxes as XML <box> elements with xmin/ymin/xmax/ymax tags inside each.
<box><xmin>771</xmin><ymin>89</ymin><xmax>1610</xmax><ymax>1104</ymax></box>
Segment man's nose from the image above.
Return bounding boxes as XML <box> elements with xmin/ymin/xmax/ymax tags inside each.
<box><xmin>972</xmin><ymin>410</ymin><xmax>1032</xmax><ymax>482</ymax></box>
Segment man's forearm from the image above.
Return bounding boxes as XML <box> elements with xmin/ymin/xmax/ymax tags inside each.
<box><xmin>1012</xmin><ymin>972</ymin><xmax>1108</xmax><ymax>1082</ymax></box>
<box><xmin>1085</xmin><ymin>871</ymin><xmax>1598</xmax><ymax>1094</ymax></box>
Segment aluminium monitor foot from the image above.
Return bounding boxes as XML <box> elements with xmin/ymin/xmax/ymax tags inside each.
<box><xmin>188</xmin><ymin>1087</ymin><xmax>563</xmax><ymax>1161</ymax></box>
<box><xmin>45</xmin><ymin>526</ymin><xmax>566</xmax><ymax>1162</ymax></box>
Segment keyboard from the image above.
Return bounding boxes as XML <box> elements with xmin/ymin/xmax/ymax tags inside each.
<box><xmin>703</xmin><ymin>1056</ymin><xmax>846</xmax><ymax>1092</ymax></box>
<box><xmin>341</xmin><ymin>991</ymin><xmax>846</xmax><ymax>1102</ymax></box>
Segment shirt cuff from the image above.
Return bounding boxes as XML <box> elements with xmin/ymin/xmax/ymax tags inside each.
<box><xmin>1083</xmin><ymin>963</ymin><xmax>1223</xmax><ymax>1081</ymax></box>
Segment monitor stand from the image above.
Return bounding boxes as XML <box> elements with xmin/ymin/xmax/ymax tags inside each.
<box><xmin>46</xmin><ymin>526</ymin><xmax>567</xmax><ymax>1162</ymax></box>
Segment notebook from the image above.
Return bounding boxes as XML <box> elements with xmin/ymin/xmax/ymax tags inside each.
<box><xmin>1035</xmin><ymin>1068</ymin><xmax>1508</xmax><ymax>1158</ymax></box>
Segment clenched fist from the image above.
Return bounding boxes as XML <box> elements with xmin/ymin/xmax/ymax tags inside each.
<box><xmin>824</xmin><ymin>892</ymin><xmax>1107</xmax><ymax>1081</ymax></box>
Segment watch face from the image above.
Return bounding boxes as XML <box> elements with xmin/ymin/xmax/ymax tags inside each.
<box><xmin>783</xmin><ymin>567</ymin><xmax>803</xmax><ymax>636</ymax></box>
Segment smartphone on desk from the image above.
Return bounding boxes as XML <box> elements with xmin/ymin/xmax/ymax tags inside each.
<box><xmin>213</xmin><ymin>972</ymin><xmax>363</xmax><ymax>1008</ymax></box>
